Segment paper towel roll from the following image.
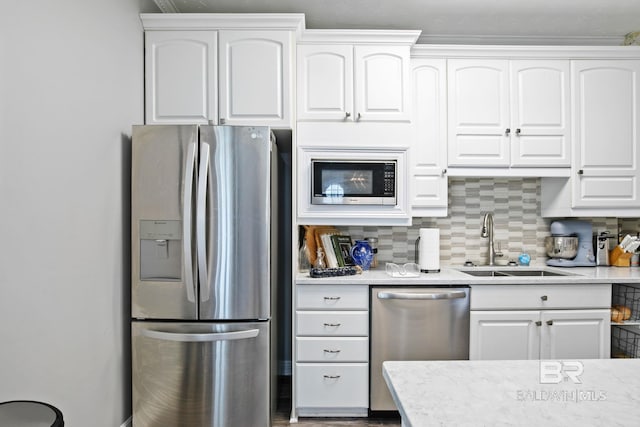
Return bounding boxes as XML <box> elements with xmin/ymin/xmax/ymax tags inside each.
<box><xmin>418</xmin><ymin>228</ymin><xmax>440</xmax><ymax>272</ymax></box>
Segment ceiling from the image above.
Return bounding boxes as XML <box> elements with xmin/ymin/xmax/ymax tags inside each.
<box><xmin>152</xmin><ymin>0</ymin><xmax>640</xmax><ymax>45</ymax></box>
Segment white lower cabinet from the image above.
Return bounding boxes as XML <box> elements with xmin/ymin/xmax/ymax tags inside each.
<box><xmin>540</xmin><ymin>310</ymin><xmax>610</xmax><ymax>359</ymax></box>
<box><xmin>296</xmin><ymin>337</ymin><xmax>368</xmax><ymax>362</ymax></box>
<box><xmin>295</xmin><ymin>363</ymin><xmax>369</xmax><ymax>409</ymax></box>
<box><xmin>295</xmin><ymin>284</ymin><xmax>369</xmax><ymax>417</ymax></box>
<box><xmin>470</xmin><ymin>309</ymin><xmax>610</xmax><ymax>360</ymax></box>
<box><xmin>470</xmin><ymin>310</ymin><xmax>540</xmax><ymax>360</ymax></box>
<box><xmin>470</xmin><ymin>284</ymin><xmax>611</xmax><ymax>360</ymax></box>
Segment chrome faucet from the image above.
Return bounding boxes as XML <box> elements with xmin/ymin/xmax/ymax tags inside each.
<box><xmin>481</xmin><ymin>212</ymin><xmax>495</xmax><ymax>266</ymax></box>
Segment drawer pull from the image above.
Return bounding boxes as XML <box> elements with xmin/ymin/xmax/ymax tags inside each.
<box><xmin>323</xmin><ymin>296</ymin><xmax>341</xmax><ymax>301</ymax></box>
<box><xmin>547</xmin><ymin>320</ymin><xmax>554</xmax><ymax>326</ymax></box>
<box><xmin>535</xmin><ymin>321</ymin><xmax>542</xmax><ymax>326</ymax></box>
<box><xmin>323</xmin><ymin>349</ymin><xmax>341</xmax><ymax>354</ymax></box>
<box><xmin>323</xmin><ymin>375</ymin><xmax>341</xmax><ymax>379</ymax></box>
<box><xmin>323</xmin><ymin>323</ymin><xmax>341</xmax><ymax>327</ymax></box>
<box><xmin>541</xmin><ymin>295</ymin><xmax>548</xmax><ymax>301</ymax></box>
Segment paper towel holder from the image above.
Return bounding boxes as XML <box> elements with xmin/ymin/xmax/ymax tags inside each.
<box><xmin>414</xmin><ymin>236</ymin><xmax>441</xmax><ymax>273</ymax></box>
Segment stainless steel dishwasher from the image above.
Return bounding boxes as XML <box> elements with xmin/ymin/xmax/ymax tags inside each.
<box><xmin>370</xmin><ymin>286</ymin><xmax>470</xmax><ymax>412</ymax></box>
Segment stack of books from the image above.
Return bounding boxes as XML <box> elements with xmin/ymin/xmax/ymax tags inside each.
<box><xmin>319</xmin><ymin>233</ymin><xmax>355</xmax><ymax>268</ymax></box>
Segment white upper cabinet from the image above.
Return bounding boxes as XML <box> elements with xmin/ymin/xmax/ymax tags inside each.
<box><xmin>218</xmin><ymin>30</ymin><xmax>291</xmax><ymax>127</ymax></box>
<box><xmin>571</xmin><ymin>60</ymin><xmax>640</xmax><ymax>208</ymax></box>
<box><xmin>448</xmin><ymin>59</ymin><xmax>510</xmax><ymax>167</ymax></box>
<box><xmin>447</xmin><ymin>59</ymin><xmax>570</xmax><ymax>172</ymax></box>
<box><xmin>510</xmin><ymin>60</ymin><xmax>571</xmax><ymax>167</ymax></box>
<box><xmin>141</xmin><ymin>14</ymin><xmax>303</xmax><ymax>128</ymax></box>
<box><xmin>296</xmin><ymin>31</ymin><xmax>419</xmax><ymax>123</ymax></box>
<box><xmin>353</xmin><ymin>46</ymin><xmax>410</xmax><ymax>121</ymax></box>
<box><xmin>297</xmin><ymin>44</ymin><xmax>353</xmax><ymax>121</ymax></box>
<box><xmin>145</xmin><ymin>31</ymin><xmax>218</xmax><ymax>125</ymax></box>
<box><xmin>409</xmin><ymin>57</ymin><xmax>448</xmax><ymax>216</ymax></box>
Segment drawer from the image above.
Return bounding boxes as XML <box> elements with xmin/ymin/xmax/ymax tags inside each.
<box><xmin>296</xmin><ymin>337</ymin><xmax>368</xmax><ymax>362</ymax></box>
<box><xmin>296</xmin><ymin>285</ymin><xmax>369</xmax><ymax>310</ymax></box>
<box><xmin>470</xmin><ymin>284</ymin><xmax>612</xmax><ymax>310</ymax></box>
<box><xmin>296</xmin><ymin>311</ymin><xmax>368</xmax><ymax>336</ymax></box>
<box><xmin>295</xmin><ymin>363</ymin><xmax>368</xmax><ymax>408</ymax></box>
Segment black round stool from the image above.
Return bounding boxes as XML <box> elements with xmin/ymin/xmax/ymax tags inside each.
<box><xmin>0</xmin><ymin>401</ymin><xmax>64</xmax><ymax>426</ymax></box>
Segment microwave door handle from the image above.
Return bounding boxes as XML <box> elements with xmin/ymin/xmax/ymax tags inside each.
<box><xmin>182</xmin><ymin>142</ymin><xmax>197</xmax><ymax>303</ymax></box>
<box><xmin>196</xmin><ymin>142</ymin><xmax>210</xmax><ymax>302</ymax></box>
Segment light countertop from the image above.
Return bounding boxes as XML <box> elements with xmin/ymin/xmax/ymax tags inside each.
<box><xmin>296</xmin><ymin>265</ymin><xmax>640</xmax><ymax>286</ymax></box>
<box><xmin>383</xmin><ymin>359</ymin><xmax>640</xmax><ymax>427</ymax></box>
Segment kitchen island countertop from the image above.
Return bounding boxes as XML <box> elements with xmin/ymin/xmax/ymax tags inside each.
<box><xmin>383</xmin><ymin>359</ymin><xmax>640</xmax><ymax>427</ymax></box>
<box><xmin>296</xmin><ymin>266</ymin><xmax>640</xmax><ymax>285</ymax></box>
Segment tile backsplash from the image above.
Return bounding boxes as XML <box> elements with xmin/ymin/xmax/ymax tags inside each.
<box><xmin>336</xmin><ymin>178</ymin><xmax>629</xmax><ymax>267</ymax></box>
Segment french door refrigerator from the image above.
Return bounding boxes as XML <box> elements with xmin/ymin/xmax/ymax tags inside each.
<box><xmin>131</xmin><ymin>125</ymin><xmax>277</xmax><ymax>427</ymax></box>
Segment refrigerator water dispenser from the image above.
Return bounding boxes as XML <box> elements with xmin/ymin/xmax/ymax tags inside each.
<box><xmin>139</xmin><ymin>220</ymin><xmax>182</xmax><ymax>281</ymax></box>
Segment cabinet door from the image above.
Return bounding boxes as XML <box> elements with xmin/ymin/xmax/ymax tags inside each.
<box><xmin>510</xmin><ymin>60</ymin><xmax>570</xmax><ymax>167</ymax></box>
<box><xmin>470</xmin><ymin>311</ymin><xmax>540</xmax><ymax>360</ymax></box>
<box><xmin>354</xmin><ymin>46</ymin><xmax>410</xmax><ymax>121</ymax></box>
<box><xmin>448</xmin><ymin>59</ymin><xmax>510</xmax><ymax>166</ymax></box>
<box><xmin>540</xmin><ymin>309</ymin><xmax>610</xmax><ymax>359</ymax></box>
<box><xmin>572</xmin><ymin>60</ymin><xmax>640</xmax><ymax>208</ymax></box>
<box><xmin>145</xmin><ymin>31</ymin><xmax>217</xmax><ymax>124</ymax></box>
<box><xmin>218</xmin><ymin>30</ymin><xmax>291</xmax><ymax>127</ymax></box>
<box><xmin>295</xmin><ymin>363</ymin><xmax>368</xmax><ymax>409</ymax></box>
<box><xmin>297</xmin><ymin>44</ymin><xmax>353</xmax><ymax>121</ymax></box>
<box><xmin>410</xmin><ymin>58</ymin><xmax>448</xmax><ymax>214</ymax></box>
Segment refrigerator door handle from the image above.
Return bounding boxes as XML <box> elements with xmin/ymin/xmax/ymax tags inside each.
<box><xmin>183</xmin><ymin>142</ymin><xmax>197</xmax><ymax>303</ymax></box>
<box><xmin>140</xmin><ymin>328</ymin><xmax>260</xmax><ymax>342</ymax></box>
<box><xmin>196</xmin><ymin>142</ymin><xmax>211</xmax><ymax>301</ymax></box>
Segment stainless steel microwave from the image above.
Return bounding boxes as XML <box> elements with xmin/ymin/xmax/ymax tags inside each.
<box><xmin>311</xmin><ymin>160</ymin><xmax>397</xmax><ymax>205</ymax></box>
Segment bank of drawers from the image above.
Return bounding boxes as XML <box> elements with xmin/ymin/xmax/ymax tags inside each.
<box><xmin>295</xmin><ymin>285</ymin><xmax>369</xmax><ymax>413</ymax></box>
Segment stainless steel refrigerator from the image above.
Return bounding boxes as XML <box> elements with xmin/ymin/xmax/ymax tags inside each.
<box><xmin>131</xmin><ymin>125</ymin><xmax>277</xmax><ymax>427</ymax></box>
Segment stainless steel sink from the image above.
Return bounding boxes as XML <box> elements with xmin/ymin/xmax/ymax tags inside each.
<box><xmin>458</xmin><ymin>268</ymin><xmax>572</xmax><ymax>277</ymax></box>
<box><xmin>502</xmin><ymin>270</ymin><xmax>568</xmax><ymax>277</ymax></box>
<box><xmin>461</xmin><ymin>270</ymin><xmax>511</xmax><ymax>277</ymax></box>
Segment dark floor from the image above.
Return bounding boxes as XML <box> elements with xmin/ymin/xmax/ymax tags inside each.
<box><xmin>273</xmin><ymin>377</ymin><xmax>401</xmax><ymax>427</ymax></box>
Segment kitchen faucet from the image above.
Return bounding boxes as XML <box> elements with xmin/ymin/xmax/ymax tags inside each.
<box><xmin>481</xmin><ymin>212</ymin><xmax>495</xmax><ymax>266</ymax></box>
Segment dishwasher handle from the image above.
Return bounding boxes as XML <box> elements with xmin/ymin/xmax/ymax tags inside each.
<box><xmin>377</xmin><ymin>290</ymin><xmax>466</xmax><ymax>300</ymax></box>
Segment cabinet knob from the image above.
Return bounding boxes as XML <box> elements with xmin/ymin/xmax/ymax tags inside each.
<box><xmin>505</xmin><ymin>128</ymin><xmax>511</xmax><ymax>136</ymax></box>
<box><xmin>220</xmin><ymin>118</ymin><xmax>226</xmax><ymax>125</ymax></box>
<box><xmin>535</xmin><ymin>321</ymin><xmax>542</xmax><ymax>326</ymax></box>
<box><xmin>516</xmin><ymin>128</ymin><xmax>521</xmax><ymax>135</ymax></box>
<box><xmin>356</xmin><ymin>113</ymin><xmax>362</xmax><ymax>121</ymax></box>
<box><xmin>546</xmin><ymin>320</ymin><xmax>554</xmax><ymax>326</ymax></box>
<box><xmin>442</xmin><ymin>168</ymin><xmax>447</xmax><ymax>176</ymax></box>
<box><xmin>345</xmin><ymin>112</ymin><xmax>351</xmax><ymax>119</ymax></box>
<box><xmin>541</xmin><ymin>295</ymin><xmax>548</xmax><ymax>301</ymax></box>
<box><xmin>578</xmin><ymin>169</ymin><xmax>584</xmax><ymax>175</ymax></box>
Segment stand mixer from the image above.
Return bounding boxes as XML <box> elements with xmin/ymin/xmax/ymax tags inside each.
<box><xmin>546</xmin><ymin>220</ymin><xmax>596</xmax><ymax>267</ymax></box>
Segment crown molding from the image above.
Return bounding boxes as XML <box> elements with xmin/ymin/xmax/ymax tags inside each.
<box><xmin>411</xmin><ymin>43</ymin><xmax>640</xmax><ymax>59</ymax></box>
<box><xmin>299</xmin><ymin>29</ymin><xmax>421</xmax><ymax>45</ymax></box>
<box><xmin>417</xmin><ymin>33</ymin><xmax>625</xmax><ymax>47</ymax></box>
<box><xmin>140</xmin><ymin>13</ymin><xmax>306</xmax><ymax>35</ymax></box>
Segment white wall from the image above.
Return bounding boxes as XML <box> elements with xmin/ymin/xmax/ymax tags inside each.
<box><xmin>0</xmin><ymin>1</ymin><xmax>155</xmax><ymax>425</ymax></box>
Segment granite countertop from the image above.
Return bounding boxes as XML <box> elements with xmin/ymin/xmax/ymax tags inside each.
<box><xmin>383</xmin><ymin>359</ymin><xmax>640</xmax><ymax>427</ymax></box>
<box><xmin>296</xmin><ymin>265</ymin><xmax>640</xmax><ymax>285</ymax></box>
